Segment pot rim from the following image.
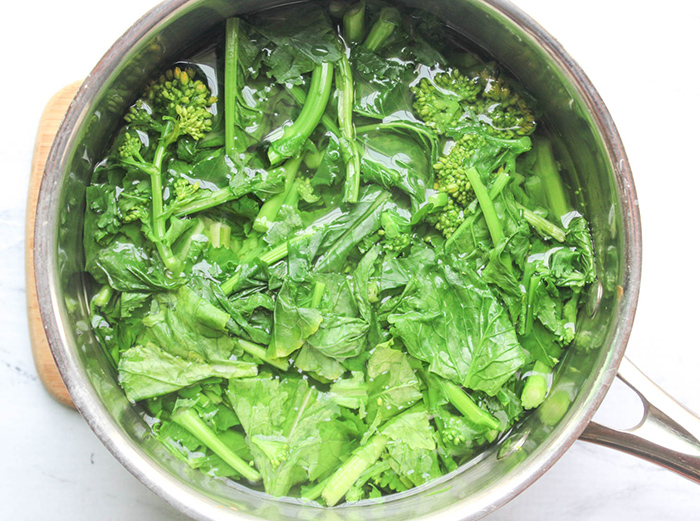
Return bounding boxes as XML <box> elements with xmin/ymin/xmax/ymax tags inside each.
<box><xmin>33</xmin><ymin>0</ymin><xmax>642</xmax><ymax>519</ymax></box>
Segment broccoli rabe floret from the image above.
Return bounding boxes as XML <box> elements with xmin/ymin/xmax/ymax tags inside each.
<box><xmin>120</xmin><ymin>198</ymin><xmax>150</xmax><ymax>224</ymax></box>
<box><xmin>379</xmin><ymin>210</ymin><xmax>411</xmax><ymax>254</ymax></box>
<box><xmin>117</xmin><ymin>67</ymin><xmax>216</xmax><ymax>272</ymax></box>
<box><xmin>118</xmin><ymin>132</ymin><xmax>149</xmax><ymax>167</ymax></box>
<box><xmin>295</xmin><ymin>176</ymin><xmax>320</xmax><ymax>204</ymax></box>
<box><xmin>475</xmin><ymin>66</ymin><xmax>536</xmax><ymax>137</ymax></box>
<box><xmin>419</xmin><ymin>126</ymin><xmax>531</xmax><ymax>239</ymax></box>
<box><xmin>433</xmin><ymin>133</ymin><xmax>489</xmax><ymax>206</ymax></box>
<box><xmin>173</xmin><ymin>178</ymin><xmax>200</xmax><ymax>202</ymax></box>
<box><xmin>412</xmin><ymin>65</ymin><xmax>536</xmax><ymax>138</ymax></box>
<box><xmin>431</xmin><ymin>197</ymin><xmax>463</xmax><ymax>238</ymax></box>
<box><xmin>126</xmin><ymin>67</ymin><xmax>216</xmax><ymax>144</ymax></box>
<box><xmin>413</xmin><ymin>69</ymin><xmax>481</xmax><ymax>133</ymax></box>
<box><xmin>423</xmin><ymin>133</ymin><xmax>487</xmax><ymax>238</ymax></box>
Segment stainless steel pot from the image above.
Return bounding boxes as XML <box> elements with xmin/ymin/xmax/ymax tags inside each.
<box><xmin>34</xmin><ymin>1</ymin><xmax>700</xmax><ymax>519</ymax></box>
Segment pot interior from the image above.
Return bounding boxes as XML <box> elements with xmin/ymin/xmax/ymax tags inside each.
<box><xmin>38</xmin><ymin>0</ymin><xmax>640</xmax><ymax>520</ymax></box>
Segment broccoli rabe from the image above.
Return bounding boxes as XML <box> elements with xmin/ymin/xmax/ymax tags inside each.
<box><xmin>413</xmin><ymin>69</ymin><xmax>481</xmax><ymax>134</ymax></box>
<box><xmin>84</xmin><ymin>1</ymin><xmax>599</xmax><ymax>508</ymax></box>
<box><xmin>422</xmin><ymin>129</ymin><xmax>531</xmax><ymax>239</ymax></box>
<box><xmin>379</xmin><ymin>210</ymin><xmax>411</xmax><ymax>254</ymax></box>
<box><xmin>433</xmin><ymin>133</ymin><xmax>485</xmax><ymax>206</ymax></box>
<box><xmin>117</xmin><ymin>66</ymin><xmax>216</xmax><ymax>271</ymax></box>
<box><xmin>172</xmin><ymin>406</ymin><xmax>261</xmax><ymax>482</ymax></box>
<box><xmin>342</xmin><ymin>1</ymin><xmax>366</xmax><ymax>43</ymax></box>
<box><xmin>412</xmin><ymin>65</ymin><xmax>536</xmax><ymax>138</ymax></box>
<box><xmin>173</xmin><ymin>178</ymin><xmax>200</xmax><ymax>203</ymax></box>
<box><xmin>125</xmin><ymin>67</ymin><xmax>216</xmax><ymax>144</ymax></box>
<box><xmin>267</xmin><ymin>63</ymin><xmax>335</xmax><ymax>166</ymax></box>
<box><xmin>431</xmin><ymin>197</ymin><xmax>464</xmax><ymax>238</ymax></box>
<box><xmin>362</xmin><ymin>7</ymin><xmax>400</xmax><ymax>51</ymax></box>
<box><xmin>412</xmin><ymin>65</ymin><xmax>536</xmax><ymax>239</ymax></box>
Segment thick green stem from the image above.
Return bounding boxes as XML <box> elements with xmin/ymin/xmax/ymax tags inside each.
<box><xmin>322</xmin><ymin>434</ymin><xmax>388</xmax><ymax>506</ymax></box>
<box><xmin>465</xmin><ymin>167</ymin><xmax>504</xmax><ymax>245</ymax></box>
<box><xmin>521</xmin><ymin>361</ymin><xmax>552</xmax><ymax>410</ymax></box>
<box><xmin>465</xmin><ymin>167</ymin><xmax>516</xmax><ymax>277</ymax></box>
<box><xmin>209</xmin><ymin>221</ymin><xmax>231</xmax><ymax>249</ymax></box>
<box><xmin>172</xmin><ymin>407</ymin><xmax>261</xmax><ymax>482</ymax></box>
<box><xmin>253</xmin><ymin>156</ymin><xmax>304</xmax><ymax>233</ymax></box>
<box><xmin>328</xmin><ymin>0</ymin><xmax>347</xmax><ymax>19</ymax></box>
<box><xmin>225</xmin><ymin>18</ymin><xmax>242</xmax><ymax>158</ymax></box>
<box><xmin>515</xmin><ymin>202</ymin><xmax>567</xmax><ymax>243</ymax></box>
<box><xmin>442</xmin><ymin>380</ymin><xmax>500</xmax><ymax>431</ymax></box>
<box><xmin>343</xmin><ymin>2</ymin><xmax>366</xmax><ymax>43</ymax></box>
<box><xmin>260</xmin><ymin>234</ymin><xmax>305</xmax><ymax>265</ymax></box>
<box><xmin>220</xmin><ymin>273</ymin><xmax>241</xmax><ymax>297</ymax></box>
<box><xmin>122</xmin><ymin>125</ymin><xmax>179</xmax><ymax>271</ymax></box>
<box><xmin>301</xmin><ymin>476</ymin><xmax>331</xmax><ymax>501</ymax></box>
<box><xmin>164</xmin><ymin>216</ymin><xmax>190</xmax><ymax>246</ymax></box>
<box><xmin>220</xmin><ymin>231</ymin><xmax>316</xmax><ymax>295</ymax></box>
<box><xmin>539</xmin><ymin>390</ymin><xmax>571</xmax><ymax>426</ymax></box>
<box><xmin>171</xmin><ymin>188</ymin><xmax>235</xmax><ymax>218</ymax></box>
<box><xmin>445</xmin><ymin>172</ymin><xmax>510</xmax><ymax>251</ymax></box>
<box><xmin>311</xmin><ymin>281</ymin><xmax>326</xmax><ymax>309</ymax></box>
<box><xmin>151</xmin><ymin>123</ymin><xmax>180</xmax><ymax>272</ymax></box>
<box><xmin>283</xmin><ymin>179</ymin><xmax>302</xmax><ymax>208</ymax></box>
<box><xmin>337</xmin><ymin>54</ymin><xmax>361</xmax><ymax>203</ymax></box>
<box><xmin>268</xmin><ymin>62</ymin><xmax>334</xmax><ymax>165</ymax></box>
<box><xmin>533</xmin><ymin>136</ymin><xmax>569</xmax><ymax>220</ymax></box>
<box><xmin>234</xmin><ymin>337</ymin><xmax>289</xmax><ymax>371</ymax></box>
<box><xmin>523</xmin><ymin>273</ymin><xmax>541</xmax><ymax>336</ymax></box>
<box><xmin>172</xmin><ymin>219</ymin><xmax>206</xmax><ymax>262</ymax></box>
<box><xmin>150</xmin><ymin>154</ymin><xmax>167</xmax><ymax>238</ymax></box>
<box><xmin>253</xmin><ymin>156</ymin><xmax>302</xmax><ymax>233</ymax></box>
<box><xmin>289</xmin><ymin>85</ymin><xmax>341</xmax><ymax>136</ymax></box>
<box><xmin>363</xmin><ymin>7</ymin><xmax>400</xmax><ymax>51</ymax></box>
<box><xmin>489</xmin><ymin>171</ymin><xmax>511</xmax><ymax>199</ymax></box>
<box><xmin>290</xmin><ymin>69</ymin><xmax>361</xmax><ymax>203</ymax></box>
<box><xmin>562</xmin><ymin>290</ymin><xmax>580</xmax><ymax>342</ymax></box>
<box><xmin>91</xmin><ymin>285</ymin><xmax>113</xmax><ymax>309</ymax></box>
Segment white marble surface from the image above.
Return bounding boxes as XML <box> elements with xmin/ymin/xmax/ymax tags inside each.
<box><xmin>2</xmin><ymin>0</ymin><xmax>699</xmax><ymax>519</ymax></box>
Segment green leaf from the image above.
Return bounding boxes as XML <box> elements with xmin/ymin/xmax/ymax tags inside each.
<box><xmin>382</xmin><ymin>407</ymin><xmax>435</xmax><ymax>451</ymax></box>
<box><xmin>521</xmin><ymin>322</ymin><xmax>563</xmax><ymax>368</ymax></box>
<box><xmin>118</xmin><ymin>343</ymin><xmax>257</xmax><ymax>401</ymax></box>
<box><xmin>388</xmin><ymin>254</ymin><xmax>527</xmax><ymax>395</ymax></box>
<box><xmin>352</xmin><ymin>46</ymin><xmax>414</xmax><ymax>118</ymax></box>
<box><xmin>306</xmin><ymin>315</ymin><xmax>369</xmax><ymax>360</ymax></box>
<box><xmin>366</xmin><ymin>341</ymin><xmax>423</xmax><ymax>425</ymax></box>
<box><xmin>139</xmin><ymin>286</ymin><xmax>238</xmax><ymax>362</ymax></box>
<box><xmin>88</xmin><ymin>240</ymin><xmax>181</xmax><ymax>292</ymax></box>
<box><xmin>358</xmin><ymin>130</ymin><xmax>431</xmax><ymax>208</ymax></box>
<box><xmin>253</xmin><ymin>4</ymin><xmax>343</xmax><ymax>84</ymax></box>
<box><xmin>294</xmin><ymin>344</ymin><xmax>346</xmax><ymax>381</ymax></box>
<box><xmin>268</xmin><ymin>279</ymin><xmax>322</xmax><ymax>359</ymax></box>
<box><xmin>227</xmin><ymin>375</ymin><xmax>352</xmax><ymax>496</ymax></box>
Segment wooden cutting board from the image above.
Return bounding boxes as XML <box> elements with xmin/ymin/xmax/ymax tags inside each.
<box><xmin>26</xmin><ymin>82</ymin><xmax>83</xmax><ymax>409</ymax></box>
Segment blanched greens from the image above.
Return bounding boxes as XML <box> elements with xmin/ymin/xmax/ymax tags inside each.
<box><xmin>84</xmin><ymin>0</ymin><xmax>595</xmax><ymax>506</ymax></box>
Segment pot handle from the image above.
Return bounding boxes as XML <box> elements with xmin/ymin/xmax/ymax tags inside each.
<box><xmin>580</xmin><ymin>357</ymin><xmax>700</xmax><ymax>483</ymax></box>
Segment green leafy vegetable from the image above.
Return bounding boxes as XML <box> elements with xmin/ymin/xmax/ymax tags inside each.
<box><xmin>388</xmin><ymin>253</ymin><xmax>527</xmax><ymax>395</ymax></box>
<box><xmin>83</xmin><ymin>0</ymin><xmax>597</xmax><ymax>507</ymax></box>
